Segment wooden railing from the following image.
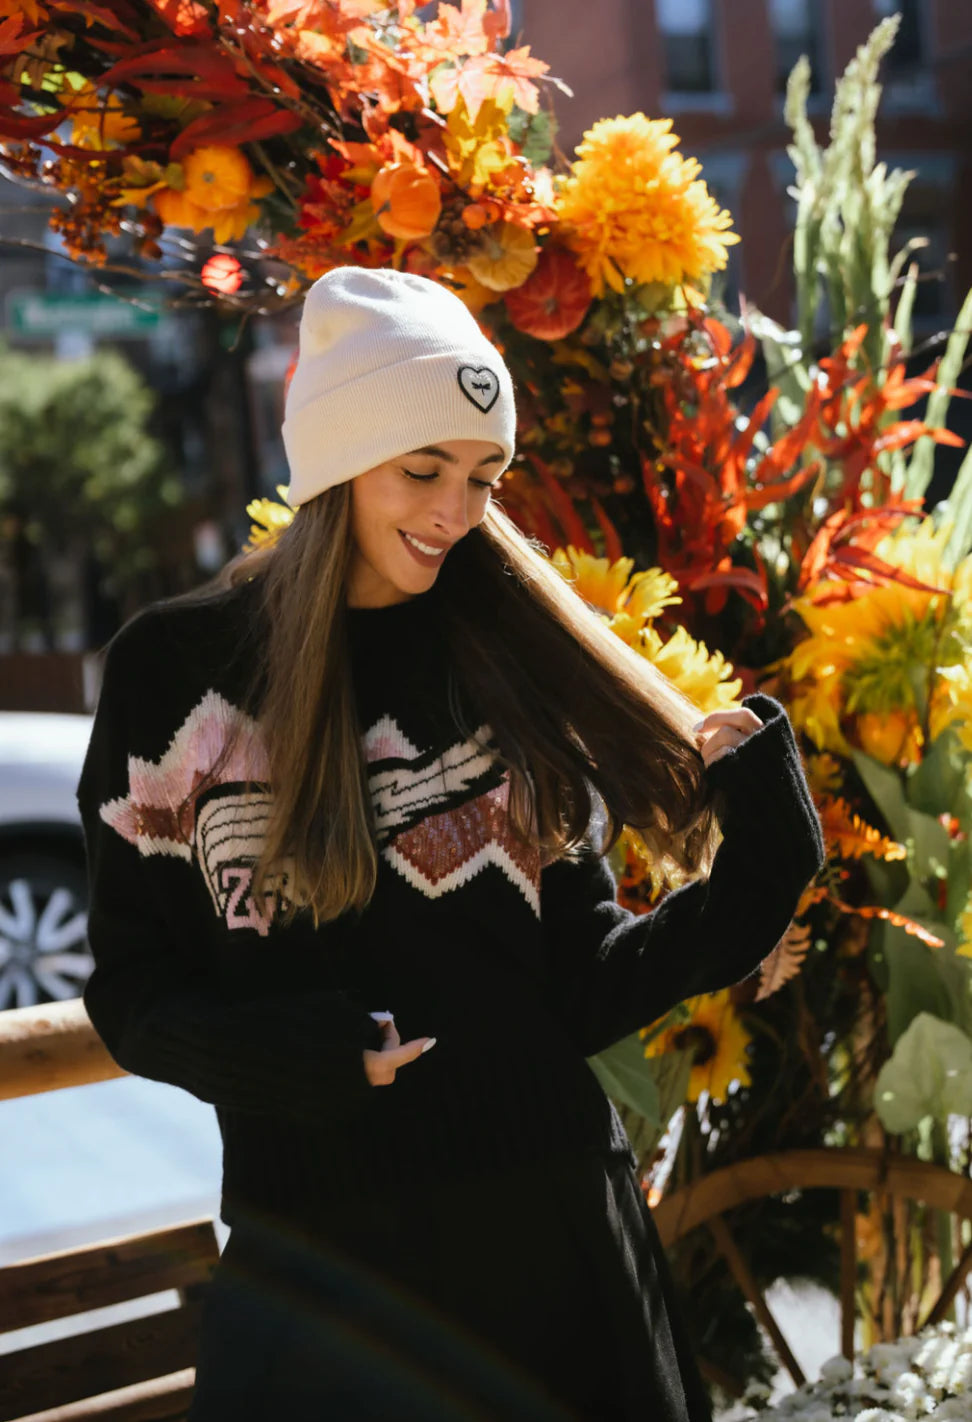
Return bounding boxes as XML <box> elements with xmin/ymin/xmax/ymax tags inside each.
<box><xmin>0</xmin><ymin>1000</ymin><xmax>125</xmax><ymax>1101</ymax></box>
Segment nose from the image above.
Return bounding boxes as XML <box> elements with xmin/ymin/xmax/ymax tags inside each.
<box><xmin>428</xmin><ymin>479</ymin><xmax>475</xmax><ymax>539</ymax></box>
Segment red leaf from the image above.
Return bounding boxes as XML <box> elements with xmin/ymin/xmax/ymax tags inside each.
<box><xmin>590</xmin><ymin>497</ymin><xmax>624</xmax><ymax>563</ymax></box>
<box><xmin>745</xmin><ymin>459</ymin><xmax>820</xmax><ymax>511</ymax></box>
<box><xmin>170</xmin><ymin>99</ymin><xmax>303</xmax><ymax>157</ymax></box>
<box><xmin>0</xmin><ymin>110</ymin><xmax>64</xmax><ymax>139</ymax></box>
<box><xmin>529</xmin><ymin>457</ymin><xmax>594</xmax><ymax>552</ymax></box>
<box><xmin>874</xmin><ymin>422</ymin><xmax>964</xmax><ymax>453</ymax></box>
<box><xmin>50</xmin><ymin>0</ymin><xmax>141</xmax><ymax>35</ymax></box>
<box><xmin>684</xmin><ymin>565</ymin><xmax>768</xmax><ymax>607</ymax></box>
<box><xmin>828</xmin><ymin>545</ymin><xmax>951</xmax><ymax>594</ymax></box>
<box><xmin>100</xmin><ymin>44</ymin><xmax>251</xmax><ymax>99</ymax></box>
<box><xmin>0</xmin><ymin>14</ymin><xmax>36</xmax><ymax>52</ymax></box>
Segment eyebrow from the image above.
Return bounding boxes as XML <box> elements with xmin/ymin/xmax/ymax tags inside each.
<box><xmin>407</xmin><ymin>445</ymin><xmax>506</xmax><ymax>468</ymax></box>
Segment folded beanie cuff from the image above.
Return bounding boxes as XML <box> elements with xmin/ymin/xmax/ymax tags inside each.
<box><xmin>283</xmin><ymin>348</ymin><xmax>516</xmax><ymax>507</ymax></box>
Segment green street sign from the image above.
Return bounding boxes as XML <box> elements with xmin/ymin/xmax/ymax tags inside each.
<box><xmin>5</xmin><ymin>290</ymin><xmax>167</xmax><ymax>339</ymax></box>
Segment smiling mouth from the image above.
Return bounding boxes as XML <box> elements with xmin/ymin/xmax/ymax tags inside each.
<box><xmin>400</xmin><ymin>531</ymin><xmax>449</xmax><ymax>558</ymax></box>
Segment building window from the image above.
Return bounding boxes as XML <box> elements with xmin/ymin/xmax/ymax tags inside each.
<box><xmin>657</xmin><ymin>0</ymin><xmax>715</xmax><ymax>94</ymax></box>
<box><xmin>894</xmin><ymin>216</ymin><xmax>950</xmax><ymax>328</ymax></box>
<box><xmin>874</xmin><ymin>0</ymin><xmax>924</xmax><ymax>73</ymax></box>
<box><xmin>872</xmin><ymin>0</ymin><xmax>935</xmax><ymax>109</ymax></box>
<box><xmin>770</xmin><ymin>0</ymin><xmax>822</xmax><ymax>95</ymax></box>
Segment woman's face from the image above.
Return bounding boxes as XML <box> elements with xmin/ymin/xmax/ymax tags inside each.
<box><xmin>347</xmin><ymin>438</ymin><xmax>506</xmax><ymax>607</ymax></box>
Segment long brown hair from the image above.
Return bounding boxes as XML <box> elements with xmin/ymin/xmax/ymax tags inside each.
<box><xmin>180</xmin><ymin>489</ymin><xmax>720</xmax><ymax>927</ymax></box>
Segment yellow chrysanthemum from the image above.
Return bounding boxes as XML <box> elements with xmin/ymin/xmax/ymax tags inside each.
<box><xmin>641</xmin><ymin>989</ymin><xmax>752</xmax><ymax>1105</ymax></box>
<box><xmin>244</xmin><ymin>487</ymin><xmax>294</xmax><ymax>552</ymax></box>
<box><xmin>554</xmin><ymin>113</ymin><xmax>739</xmax><ymax>297</ymax></box>
<box><xmin>552</xmin><ymin>547</ymin><xmax>681</xmax><ymax>620</ymax></box>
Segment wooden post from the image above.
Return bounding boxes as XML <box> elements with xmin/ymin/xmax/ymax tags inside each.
<box><xmin>840</xmin><ymin>1188</ymin><xmax>857</xmax><ymax>1359</ymax></box>
<box><xmin>0</xmin><ymin>1000</ymin><xmax>125</xmax><ymax>1100</ymax></box>
<box><xmin>707</xmin><ymin>1213</ymin><xmax>807</xmax><ymax>1388</ymax></box>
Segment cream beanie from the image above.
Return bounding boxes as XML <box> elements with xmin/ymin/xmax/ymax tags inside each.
<box><xmin>282</xmin><ymin>266</ymin><xmax>517</xmax><ymax>508</ymax></box>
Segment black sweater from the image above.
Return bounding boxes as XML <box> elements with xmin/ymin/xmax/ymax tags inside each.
<box><xmin>76</xmin><ymin>576</ymin><xmax>825</xmax><ymax>1227</ymax></box>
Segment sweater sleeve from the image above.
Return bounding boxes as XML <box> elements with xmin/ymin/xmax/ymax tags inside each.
<box><xmin>539</xmin><ymin>693</ymin><xmax>826</xmax><ymax>1058</ymax></box>
<box><xmin>76</xmin><ymin>620</ymin><xmax>385</xmax><ymax>1123</ymax></box>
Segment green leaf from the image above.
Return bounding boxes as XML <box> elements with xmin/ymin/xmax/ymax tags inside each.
<box><xmin>871</xmin><ymin>909</ymin><xmax>970</xmax><ymax>1046</ymax></box>
<box><xmin>588</xmin><ymin>1031</ymin><xmax>671</xmax><ymax>1125</ymax></box>
<box><xmin>906</xmin><ymin>728</ymin><xmax>967</xmax><ymax>820</ymax></box>
<box><xmin>874</xmin><ymin>1011</ymin><xmax>972</xmax><ymax>1131</ymax></box>
<box><xmin>905</xmin><ymin>284</ymin><xmax>972</xmax><ymax>500</ymax></box>
<box><xmin>941</xmin><ymin>439</ymin><xmax>972</xmax><ymax>567</ymax></box>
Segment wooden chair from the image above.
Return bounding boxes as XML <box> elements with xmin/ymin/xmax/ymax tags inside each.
<box><xmin>653</xmin><ymin>1147</ymin><xmax>972</xmax><ymax>1397</ymax></box>
<box><xmin>0</xmin><ymin>1219</ymin><xmax>219</xmax><ymax>1422</ymax></box>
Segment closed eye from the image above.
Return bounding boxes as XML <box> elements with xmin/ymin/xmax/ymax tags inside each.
<box><xmin>402</xmin><ymin>469</ymin><xmax>497</xmax><ymax>491</ymax></box>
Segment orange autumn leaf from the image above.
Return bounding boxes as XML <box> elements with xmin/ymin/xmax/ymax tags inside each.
<box><xmin>826</xmin><ymin>895</ymin><xmax>945</xmax><ymax>948</ymax></box>
<box><xmin>433</xmin><ymin>44</ymin><xmax>549</xmax><ymax>119</ymax></box>
<box><xmin>819</xmin><ymin>796</ymin><xmax>907</xmax><ymax>862</ymax></box>
<box><xmin>755</xmin><ymin>919</ymin><xmax>813</xmax><ymax>1001</ymax></box>
<box><xmin>145</xmin><ymin>0</ymin><xmax>211</xmax><ymax>36</ymax></box>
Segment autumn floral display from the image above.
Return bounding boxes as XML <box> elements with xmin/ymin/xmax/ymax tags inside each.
<box><xmin>6</xmin><ymin>0</ymin><xmax>972</xmax><ymax>1398</ymax></box>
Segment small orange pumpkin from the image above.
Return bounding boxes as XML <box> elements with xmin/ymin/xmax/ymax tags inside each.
<box><xmin>504</xmin><ymin>246</ymin><xmax>592</xmax><ymax>341</ymax></box>
<box><xmin>370</xmin><ymin>162</ymin><xmax>441</xmax><ymax>241</ymax></box>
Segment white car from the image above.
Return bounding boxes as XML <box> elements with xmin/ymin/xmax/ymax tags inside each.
<box><xmin>0</xmin><ymin>712</ymin><xmax>94</xmax><ymax>1010</ymax></box>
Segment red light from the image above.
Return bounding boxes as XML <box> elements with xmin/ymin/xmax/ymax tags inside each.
<box><xmin>201</xmin><ymin>254</ymin><xmax>244</xmax><ymax>296</ymax></box>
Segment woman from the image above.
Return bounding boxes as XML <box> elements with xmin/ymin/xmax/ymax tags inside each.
<box><xmin>77</xmin><ymin>267</ymin><xmax>825</xmax><ymax>1421</ymax></box>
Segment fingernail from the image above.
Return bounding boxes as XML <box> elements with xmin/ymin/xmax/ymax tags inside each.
<box><xmin>421</xmin><ymin>1038</ymin><xmax>437</xmax><ymax>1053</ymax></box>
<box><xmin>692</xmin><ymin>720</ymin><xmax>704</xmax><ymax>732</ymax></box>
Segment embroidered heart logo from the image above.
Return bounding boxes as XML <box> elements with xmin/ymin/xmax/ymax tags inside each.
<box><xmin>457</xmin><ymin>365</ymin><xmax>500</xmax><ymax>413</ymax></box>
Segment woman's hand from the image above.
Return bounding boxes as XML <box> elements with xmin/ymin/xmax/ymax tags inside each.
<box><xmin>363</xmin><ymin>1014</ymin><xmax>436</xmax><ymax>1087</ymax></box>
<box><xmin>693</xmin><ymin>706</ymin><xmax>764</xmax><ymax>768</ymax></box>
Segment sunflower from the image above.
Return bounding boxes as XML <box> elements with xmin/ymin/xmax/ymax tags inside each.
<box><xmin>783</xmin><ymin>516</ymin><xmax>972</xmax><ymax>759</ymax></box>
<box><xmin>552</xmin><ymin>546</ymin><xmax>680</xmax><ymax>619</ymax></box>
<box><xmin>633</xmin><ymin>623</ymin><xmax>742</xmax><ymax>713</ymax></box>
<box><xmin>641</xmin><ymin>990</ymin><xmax>752</xmax><ymax>1105</ymax></box>
<box><xmin>244</xmin><ymin>487</ymin><xmax>295</xmax><ymax>552</ymax></box>
<box><xmin>554</xmin><ymin>113</ymin><xmax>739</xmax><ymax>297</ymax></box>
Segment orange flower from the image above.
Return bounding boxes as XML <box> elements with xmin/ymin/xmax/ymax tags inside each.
<box><xmin>370</xmin><ymin>161</ymin><xmax>441</xmax><ymax>241</ymax></box>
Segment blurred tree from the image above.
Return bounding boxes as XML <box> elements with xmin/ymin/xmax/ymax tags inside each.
<box><xmin>0</xmin><ymin>344</ymin><xmax>183</xmax><ymax>650</ymax></box>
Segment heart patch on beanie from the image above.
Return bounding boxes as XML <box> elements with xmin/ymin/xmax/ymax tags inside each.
<box><xmin>457</xmin><ymin>365</ymin><xmax>500</xmax><ymax>413</ymax></box>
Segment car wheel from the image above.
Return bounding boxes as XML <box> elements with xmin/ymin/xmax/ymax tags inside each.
<box><xmin>0</xmin><ymin>854</ymin><xmax>92</xmax><ymax>1010</ymax></box>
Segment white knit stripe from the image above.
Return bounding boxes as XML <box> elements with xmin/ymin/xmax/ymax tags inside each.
<box><xmin>383</xmin><ymin>841</ymin><xmax>540</xmax><ymax>915</ymax></box>
<box><xmin>369</xmin><ymin>725</ymin><xmax>497</xmax><ymax>836</ymax></box>
<box><xmin>196</xmin><ymin>790</ymin><xmax>274</xmax><ymax>919</ymax></box>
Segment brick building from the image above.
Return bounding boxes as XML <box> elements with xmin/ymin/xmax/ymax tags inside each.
<box><xmin>524</xmin><ymin>0</ymin><xmax>972</xmax><ymax>332</ymax></box>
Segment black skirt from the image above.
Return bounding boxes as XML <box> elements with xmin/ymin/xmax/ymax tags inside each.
<box><xmin>187</xmin><ymin>1152</ymin><xmax>712</xmax><ymax>1422</ymax></box>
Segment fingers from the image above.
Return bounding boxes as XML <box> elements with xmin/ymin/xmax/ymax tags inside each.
<box><xmin>380</xmin><ymin>1017</ymin><xmax>401</xmax><ymax>1050</ymax></box>
<box><xmin>363</xmin><ymin>1034</ymin><xmax>436</xmax><ymax>1087</ymax></box>
<box><xmin>693</xmin><ymin>707</ymin><xmax>763</xmax><ymax>768</ymax></box>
